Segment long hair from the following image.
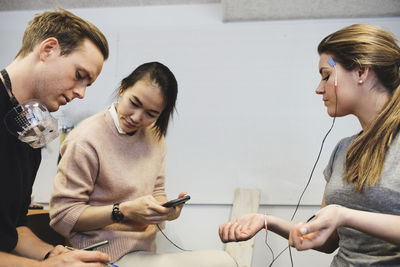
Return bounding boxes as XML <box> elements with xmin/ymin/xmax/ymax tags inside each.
<box><xmin>318</xmin><ymin>24</ymin><xmax>400</xmax><ymax>191</ymax></box>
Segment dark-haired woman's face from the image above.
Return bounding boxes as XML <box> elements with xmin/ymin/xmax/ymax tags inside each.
<box><xmin>117</xmin><ymin>79</ymin><xmax>165</xmax><ymax>134</ymax></box>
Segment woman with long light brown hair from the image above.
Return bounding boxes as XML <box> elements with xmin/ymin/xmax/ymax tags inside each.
<box><xmin>219</xmin><ymin>24</ymin><xmax>400</xmax><ymax>266</ymax></box>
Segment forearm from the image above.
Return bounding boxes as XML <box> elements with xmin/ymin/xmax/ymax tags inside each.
<box><xmin>342</xmin><ymin>208</ymin><xmax>400</xmax><ymax>245</ymax></box>
<box><xmin>74</xmin><ymin>203</ymin><xmax>152</xmax><ymax>232</ymax></box>
<box><xmin>268</xmin><ymin>214</ymin><xmax>339</xmax><ymax>253</ymax></box>
<box><xmin>0</xmin><ymin>251</ymin><xmax>40</xmax><ymax>267</ymax></box>
<box><xmin>267</xmin><ymin>215</ymin><xmax>295</xmax><ymax>239</ymax></box>
<box><xmin>13</xmin><ymin>227</ymin><xmax>53</xmax><ymax>261</ymax></box>
<box><xmin>73</xmin><ymin>205</ymin><xmax>114</xmax><ymax>232</ymax></box>
<box><xmin>74</xmin><ymin>194</ymin><xmax>171</xmax><ymax>232</ymax></box>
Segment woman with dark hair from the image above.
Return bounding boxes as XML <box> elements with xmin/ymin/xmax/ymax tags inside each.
<box><xmin>50</xmin><ymin>62</ymin><xmax>181</xmax><ymax>260</ymax></box>
<box><xmin>219</xmin><ymin>24</ymin><xmax>400</xmax><ymax>266</ymax></box>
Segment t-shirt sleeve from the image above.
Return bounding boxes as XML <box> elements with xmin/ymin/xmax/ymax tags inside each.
<box><xmin>323</xmin><ymin>140</ymin><xmax>342</xmax><ymax>183</ymax></box>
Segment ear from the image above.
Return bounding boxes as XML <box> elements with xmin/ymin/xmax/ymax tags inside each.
<box><xmin>356</xmin><ymin>67</ymin><xmax>370</xmax><ymax>83</ymax></box>
<box><xmin>118</xmin><ymin>86</ymin><xmax>124</xmax><ymax>97</ymax></box>
<box><xmin>38</xmin><ymin>37</ymin><xmax>61</xmax><ymax>61</ymax></box>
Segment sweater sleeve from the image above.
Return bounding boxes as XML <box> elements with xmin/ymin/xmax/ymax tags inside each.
<box><xmin>49</xmin><ymin>138</ymin><xmax>99</xmax><ymax>237</ymax></box>
<box><xmin>152</xmin><ymin>139</ymin><xmax>166</xmax><ymax>197</ymax></box>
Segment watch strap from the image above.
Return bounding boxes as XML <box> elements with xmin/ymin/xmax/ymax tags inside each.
<box><xmin>111</xmin><ymin>203</ymin><xmax>124</xmax><ymax>222</ymax></box>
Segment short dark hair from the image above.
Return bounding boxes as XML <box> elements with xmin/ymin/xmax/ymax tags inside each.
<box><xmin>119</xmin><ymin>62</ymin><xmax>178</xmax><ymax>138</ymax></box>
<box><xmin>16</xmin><ymin>8</ymin><xmax>109</xmax><ymax>60</ymax></box>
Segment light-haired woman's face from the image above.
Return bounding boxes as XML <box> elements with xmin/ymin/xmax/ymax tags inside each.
<box><xmin>117</xmin><ymin>78</ymin><xmax>165</xmax><ymax>134</ymax></box>
<box><xmin>315</xmin><ymin>53</ymin><xmax>361</xmax><ymax>118</ymax></box>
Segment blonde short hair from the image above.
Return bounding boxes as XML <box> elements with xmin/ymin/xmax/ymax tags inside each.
<box><xmin>17</xmin><ymin>8</ymin><xmax>109</xmax><ymax>60</ymax></box>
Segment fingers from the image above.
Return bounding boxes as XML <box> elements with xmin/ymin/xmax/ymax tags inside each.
<box><xmin>301</xmin><ymin>217</ymin><xmax>328</xmax><ymax>236</ymax></box>
<box><xmin>145</xmin><ymin>214</ymin><xmax>171</xmax><ymax>224</ymax></box>
<box><xmin>219</xmin><ymin>222</ymin><xmax>230</xmax><ymax>242</ymax></box>
<box><xmin>219</xmin><ymin>221</ymin><xmax>250</xmax><ymax>243</ymax></box>
<box><xmin>296</xmin><ymin>231</ymin><xmax>327</xmax><ymax>250</ymax></box>
<box><xmin>228</xmin><ymin>222</ymin><xmax>238</xmax><ymax>241</ymax></box>
<box><xmin>70</xmin><ymin>250</ymin><xmax>110</xmax><ymax>263</ymax></box>
<box><xmin>146</xmin><ymin>197</ymin><xmax>170</xmax><ymax>214</ymax></box>
<box><xmin>174</xmin><ymin>204</ymin><xmax>183</xmax><ymax>212</ymax></box>
<box><xmin>289</xmin><ymin>222</ymin><xmax>319</xmax><ymax>251</ymax></box>
<box><xmin>289</xmin><ymin>222</ymin><xmax>304</xmax><ymax>248</ymax></box>
<box><xmin>219</xmin><ymin>222</ymin><xmax>235</xmax><ymax>242</ymax></box>
<box><xmin>166</xmin><ymin>206</ymin><xmax>183</xmax><ymax>221</ymax></box>
<box><xmin>49</xmin><ymin>245</ymin><xmax>70</xmax><ymax>257</ymax></box>
<box><xmin>149</xmin><ymin>204</ymin><xmax>170</xmax><ymax>215</ymax></box>
<box><xmin>178</xmin><ymin>192</ymin><xmax>187</xmax><ymax>198</ymax></box>
<box><xmin>289</xmin><ymin>220</ymin><xmax>332</xmax><ymax>251</ymax></box>
<box><xmin>218</xmin><ymin>224</ymin><xmax>224</xmax><ymax>241</ymax></box>
<box><xmin>219</xmin><ymin>214</ymin><xmax>265</xmax><ymax>243</ymax></box>
<box><xmin>135</xmin><ymin>195</ymin><xmax>170</xmax><ymax>215</ymax></box>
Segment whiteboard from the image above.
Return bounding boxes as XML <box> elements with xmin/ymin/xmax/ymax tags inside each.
<box><xmin>1</xmin><ymin>5</ymin><xmax>399</xmax><ymax>205</ymax></box>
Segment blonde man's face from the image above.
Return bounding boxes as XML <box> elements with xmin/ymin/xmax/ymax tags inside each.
<box><xmin>33</xmin><ymin>38</ymin><xmax>104</xmax><ymax>112</ymax></box>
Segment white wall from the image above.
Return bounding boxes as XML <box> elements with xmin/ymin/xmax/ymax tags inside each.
<box><xmin>1</xmin><ymin>4</ymin><xmax>399</xmax><ymax>266</ymax></box>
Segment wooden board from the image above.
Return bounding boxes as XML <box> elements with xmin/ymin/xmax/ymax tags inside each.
<box><xmin>225</xmin><ymin>188</ymin><xmax>260</xmax><ymax>267</ymax></box>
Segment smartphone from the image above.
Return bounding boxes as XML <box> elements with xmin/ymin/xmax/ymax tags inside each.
<box><xmin>162</xmin><ymin>195</ymin><xmax>190</xmax><ymax>208</ymax></box>
<box><xmin>82</xmin><ymin>240</ymin><xmax>109</xmax><ymax>251</ymax></box>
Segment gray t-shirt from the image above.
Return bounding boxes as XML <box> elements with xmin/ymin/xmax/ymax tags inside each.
<box><xmin>324</xmin><ymin>133</ymin><xmax>400</xmax><ymax>267</ymax></box>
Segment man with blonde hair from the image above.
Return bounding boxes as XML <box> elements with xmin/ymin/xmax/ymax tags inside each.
<box><xmin>0</xmin><ymin>8</ymin><xmax>111</xmax><ymax>266</ymax></box>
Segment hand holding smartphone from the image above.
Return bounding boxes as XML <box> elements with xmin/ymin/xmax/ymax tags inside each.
<box><xmin>162</xmin><ymin>195</ymin><xmax>190</xmax><ymax>208</ymax></box>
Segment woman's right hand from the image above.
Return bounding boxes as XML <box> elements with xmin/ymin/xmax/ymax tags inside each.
<box><xmin>219</xmin><ymin>213</ymin><xmax>265</xmax><ymax>243</ymax></box>
<box><xmin>120</xmin><ymin>195</ymin><xmax>170</xmax><ymax>225</ymax></box>
<box><xmin>289</xmin><ymin>204</ymin><xmax>344</xmax><ymax>251</ymax></box>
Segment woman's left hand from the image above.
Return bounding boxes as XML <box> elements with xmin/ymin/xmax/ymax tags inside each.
<box><xmin>164</xmin><ymin>192</ymin><xmax>187</xmax><ymax>221</ymax></box>
<box><xmin>289</xmin><ymin>204</ymin><xmax>345</xmax><ymax>251</ymax></box>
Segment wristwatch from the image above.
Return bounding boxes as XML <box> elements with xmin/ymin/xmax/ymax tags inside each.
<box><xmin>111</xmin><ymin>203</ymin><xmax>124</xmax><ymax>222</ymax></box>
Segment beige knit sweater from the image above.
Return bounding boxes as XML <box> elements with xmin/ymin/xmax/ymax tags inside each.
<box><xmin>49</xmin><ymin>109</ymin><xmax>166</xmax><ymax>262</ymax></box>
